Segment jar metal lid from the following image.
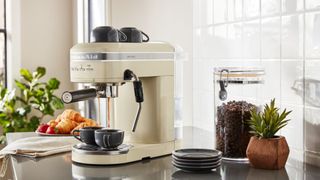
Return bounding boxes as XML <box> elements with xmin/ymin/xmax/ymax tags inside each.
<box><xmin>214</xmin><ymin>67</ymin><xmax>265</xmax><ymax>84</ymax></box>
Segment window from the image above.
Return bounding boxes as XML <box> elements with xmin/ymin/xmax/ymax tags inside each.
<box><xmin>0</xmin><ymin>0</ymin><xmax>6</xmax><ymax>86</ymax></box>
<box><xmin>77</xmin><ymin>0</ymin><xmax>107</xmax><ymax>43</ymax></box>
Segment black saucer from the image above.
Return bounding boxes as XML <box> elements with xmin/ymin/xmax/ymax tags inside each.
<box><xmin>172</xmin><ymin>161</ymin><xmax>221</xmax><ymax>172</ymax></box>
<box><xmin>75</xmin><ymin>143</ymin><xmax>130</xmax><ymax>151</ymax></box>
<box><xmin>173</xmin><ymin>149</ymin><xmax>222</xmax><ymax>160</ymax></box>
<box><xmin>173</xmin><ymin>158</ymin><xmax>221</xmax><ymax>167</ymax></box>
<box><xmin>172</xmin><ymin>154</ymin><xmax>222</xmax><ymax>163</ymax></box>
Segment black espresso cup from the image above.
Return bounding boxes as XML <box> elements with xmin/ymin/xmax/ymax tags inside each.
<box><xmin>73</xmin><ymin>126</ymin><xmax>103</xmax><ymax>146</ymax></box>
<box><xmin>120</xmin><ymin>27</ymin><xmax>149</xmax><ymax>43</ymax></box>
<box><xmin>91</xmin><ymin>26</ymin><xmax>127</xmax><ymax>42</ymax></box>
<box><xmin>94</xmin><ymin>129</ymin><xmax>124</xmax><ymax>149</ymax></box>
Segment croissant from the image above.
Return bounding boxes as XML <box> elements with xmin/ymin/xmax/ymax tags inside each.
<box><xmin>55</xmin><ymin>115</ymin><xmax>62</xmax><ymax>123</ymax></box>
<box><xmin>71</xmin><ymin>119</ymin><xmax>98</xmax><ymax>134</ymax></box>
<box><xmin>56</xmin><ymin>118</ymin><xmax>79</xmax><ymax>134</ymax></box>
<box><xmin>47</xmin><ymin>119</ymin><xmax>58</xmax><ymax>128</ymax></box>
<box><xmin>61</xmin><ymin>109</ymin><xmax>85</xmax><ymax>123</ymax></box>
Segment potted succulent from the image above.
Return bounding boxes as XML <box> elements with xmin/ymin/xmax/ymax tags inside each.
<box><xmin>246</xmin><ymin>99</ymin><xmax>291</xmax><ymax>170</ymax></box>
<box><xmin>0</xmin><ymin>67</ymin><xmax>64</xmax><ymax>144</ymax></box>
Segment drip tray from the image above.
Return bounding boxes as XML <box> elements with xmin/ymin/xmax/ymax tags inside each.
<box><xmin>72</xmin><ymin>141</ymin><xmax>176</xmax><ymax>165</ymax></box>
<box><xmin>73</xmin><ymin>143</ymin><xmax>133</xmax><ymax>155</ymax></box>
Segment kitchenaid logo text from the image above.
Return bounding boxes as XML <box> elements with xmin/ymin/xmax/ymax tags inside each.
<box><xmin>71</xmin><ymin>53</ymin><xmax>103</xmax><ymax>60</ymax></box>
<box><xmin>71</xmin><ymin>52</ymin><xmax>175</xmax><ymax>60</ymax></box>
<box><xmin>71</xmin><ymin>64</ymin><xmax>94</xmax><ymax>72</ymax></box>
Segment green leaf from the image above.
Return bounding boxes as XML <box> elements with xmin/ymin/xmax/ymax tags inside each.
<box><xmin>0</xmin><ymin>86</ymin><xmax>7</xmax><ymax>99</ymax></box>
<box><xmin>28</xmin><ymin>116</ymin><xmax>40</xmax><ymax>131</ymax></box>
<box><xmin>20</xmin><ymin>69</ymin><xmax>33</xmax><ymax>82</ymax></box>
<box><xmin>51</xmin><ymin>96</ymin><xmax>64</xmax><ymax>109</ymax></box>
<box><xmin>46</xmin><ymin>78</ymin><xmax>60</xmax><ymax>90</ymax></box>
<box><xmin>42</xmin><ymin>104</ymin><xmax>54</xmax><ymax>116</ymax></box>
<box><xmin>34</xmin><ymin>67</ymin><xmax>46</xmax><ymax>79</ymax></box>
<box><xmin>25</xmin><ymin>105</ymin><xmax>32</xmax><ymax>114</ymax></box>
<box><xmin>34</xmin><ymin>89</ymin><xmax>45</xmax><ymax>97</ymax></box>
<box><xmin>270</xmin><ymin>98</ymin><xmax>275</xmax><ymax>110</ymax></box>
<box><xmin>15</xmin><ymin>80</ymin><xmax>29</xmax><ymax>91</ymax></box>
<box><xmin>23</xmin><ymin>89</ymin><xmax>30</xmax><ymax>101</ymax></box>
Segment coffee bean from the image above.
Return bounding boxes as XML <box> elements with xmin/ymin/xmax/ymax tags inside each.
<box><xmin>216</xmin><ymin>101</ymin><xmax>256</xmax><ymax>158</ymax></box>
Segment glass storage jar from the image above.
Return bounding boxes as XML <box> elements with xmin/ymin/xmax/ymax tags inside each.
<box><xmin>213</xmin><ymin>67</ymin><xmax>264</xmax><ymax>161</ymax></box>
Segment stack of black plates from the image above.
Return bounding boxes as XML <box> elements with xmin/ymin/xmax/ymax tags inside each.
<box><xmin>172</xmin><ymin>149</ymin><xmax>222</xmax><ymax>172</ymax></box>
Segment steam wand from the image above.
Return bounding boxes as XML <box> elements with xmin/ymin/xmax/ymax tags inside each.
<box><xmin>124</xmin><ymin>69</ymin><xmax>144</xmax><ymax>132</ymax></box>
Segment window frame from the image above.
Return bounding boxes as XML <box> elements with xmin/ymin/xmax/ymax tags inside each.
<box><xmin>0</xmin><ymin>0</ymin><xmax>7</xmax><ymax>87</ymax></box>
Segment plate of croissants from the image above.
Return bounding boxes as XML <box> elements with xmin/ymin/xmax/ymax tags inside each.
<box><xmin>36</xmin><ymin>109</ymin><xmax>99</xmax><ymax>136</ymax></box>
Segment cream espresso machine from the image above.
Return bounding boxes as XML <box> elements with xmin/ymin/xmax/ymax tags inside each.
<box><xmin>62</xmin><ymin>42</ymin><xmax>176</xmax><ymax>165</ymax></box>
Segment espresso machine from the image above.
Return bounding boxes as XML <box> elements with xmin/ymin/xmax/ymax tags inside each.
<box><xmin>62</xmin><ymin>42</ymin><xmax>176</xmax><ymax>165</ymax></box>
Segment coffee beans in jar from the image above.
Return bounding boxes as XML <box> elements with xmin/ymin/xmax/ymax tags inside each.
<box><xmin>216</xmin><ymin>101</ymin><xmax>256</xmax><ymax>159</ymax></box>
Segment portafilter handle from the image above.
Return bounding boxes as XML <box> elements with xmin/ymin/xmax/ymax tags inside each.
<box><xmin>61</xmin><ymin>88</ymin><xmax>97</xmax><ymax>104</ymax></box>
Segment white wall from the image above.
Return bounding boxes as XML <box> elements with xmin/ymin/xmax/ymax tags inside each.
<box><xmin>193</xmin><ymin>0</ymin><xmax>320</xmax><ymax>166</ymax></box>
<box><xmin>8</xmin><ymin>0</ymin><xmax>74</xmax><ymax>120</ymax></box>
<box><xmin>110</xmin><ymin>0</ymin><xmax>193</xmax><ymax>126</ymax></box>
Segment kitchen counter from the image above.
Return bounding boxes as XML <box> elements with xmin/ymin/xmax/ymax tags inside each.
<box><xmin>5</xmin><ymin>127</ymin><xmax>320</xmax><ymax>180</ymax></box>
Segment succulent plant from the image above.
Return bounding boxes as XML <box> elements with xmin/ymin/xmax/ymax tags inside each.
<box><xmin>247</xmin><ymin>99</ymin><xmax>291</xmax><ymax>138</ymax></box>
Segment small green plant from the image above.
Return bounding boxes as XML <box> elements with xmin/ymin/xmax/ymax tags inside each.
<box><xmin>247</xmin><ymin>99</ymin><xmax>291</xmax><ymax>138</ymax></box>
<box><xmin>0</xmin><ymin>67</ymin><xmax>64</xmax><ymax>143</ymax></box>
